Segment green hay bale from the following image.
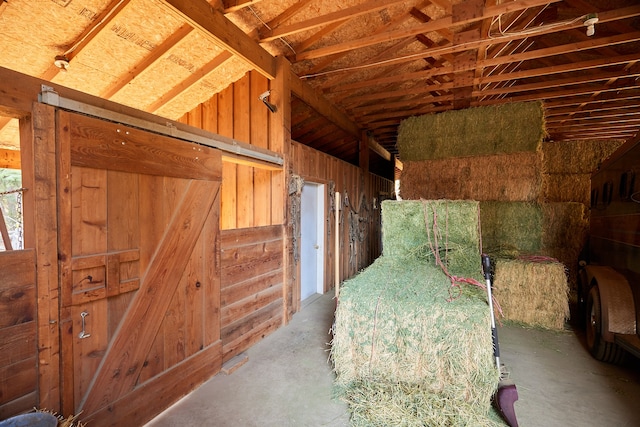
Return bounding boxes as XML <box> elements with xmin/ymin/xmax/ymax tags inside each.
<box><xmin>381</xmin><ymin>199</ymin><xmax>481</xmax><ymax>277</ymax></box>
<box><xmin>493</xmin><ymin>258</ymin><xmax>569</xmax><ymax>330</ymax></box>
<box><xmin>343</xmin><ymin>379</ymin><xmax>507</xmax><ymax>427</ymax></box>
<box><xmin>332</xmin><ymin>257</ymin><xmax>500</xmax><ymax>426</ymax></box>
<box><xmin>480</xmin><ymin>202</ymin><xmax>543</xmax><ymax>254</ymax></box>
<box><xmin>398</xmin><ymin>101</ymin><xmax>545</xmax><ymax>161</ymax></box>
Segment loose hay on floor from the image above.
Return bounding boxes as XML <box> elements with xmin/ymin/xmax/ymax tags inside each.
<box><xmin>493</xmin><ymin>258</ymin><xmax>569</xmax><ymax>330</ymax></box>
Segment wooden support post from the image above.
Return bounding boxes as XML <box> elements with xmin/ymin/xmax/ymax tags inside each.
<box><xmin>334</xmin><ymin>191</ymin><xmax>340</xmax><ymax>299</ymax></box>
<box><xmin>29</xmin><ymin>103</ymin><xmax>61</xmax><ymax>412</ymax></box>
<box><xmin>270</xmin><ymin>57</ymin><xmax>293</xmax><ymax>324</ymax></box>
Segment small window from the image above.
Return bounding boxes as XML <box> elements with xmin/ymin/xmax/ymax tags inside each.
<box><xmin>602</xmin><ymin>181</ymin><xmax>614</xmax><ymax>206</ymax></box>
<box><xmin>620</xmin><ymin>172</ymin><xmax>629</xmax><ymax>198</ymax></box>
<box><xmin>591</xmin><ymin>188</ymin><xmax>599</xmax><ymax>208</ymax></box>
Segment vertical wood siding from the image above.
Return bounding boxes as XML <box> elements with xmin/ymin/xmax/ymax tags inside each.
<box><xmin>0</xmin><ymin>250</ymin><xmax>37</xmax><ymax>418</ymax></box>
<box><xmin>179</xmin><ymin>71</ymin><xmax>281</xmax><ymax>231</ymax></box>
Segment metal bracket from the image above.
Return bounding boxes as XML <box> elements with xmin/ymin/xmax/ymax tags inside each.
<box><xmin>39</xmin><ymin>85</ymin><xmax>60</xmax><ymax>106</ymax></box>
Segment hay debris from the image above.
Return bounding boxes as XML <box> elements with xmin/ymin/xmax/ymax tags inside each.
<box><xmin>397</xmin><ymin>101</ymin><xmax>545</xmax><ymax>161</ymax></box>
<box><xmin>493</xmin><ymin>258</ymin><xmax>569</xmax><ymax>330</ymax></box>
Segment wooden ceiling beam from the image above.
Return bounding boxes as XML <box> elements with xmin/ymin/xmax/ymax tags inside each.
<box><xmin>302</xmin><ymin>0</ymin><xmax>431</xmax><ymax>79</ymax></box>
<box><xmin>343</xmin><ymin>81</ymin><xmax>453</xmax><ymax>106</ymax></box>
<box><xmin>223</xmin><ymin>0</ymin><xmax>262</xmax><ymax>14</ymax></box>
<box><xmin>474</xmin><ymin>80</ymin><xmax>640</xmax><ymax>106</ymax></box>
<box><xmin>317</xmin><ymin>5</ymin><xmax>640</xmax><ymax>93</ymax></box>
<box><xmin>545</xmin><ymin>98</ymin><xmax>640</xmax><ymax>117</ymax></box>
<box><xmin>162</xmin><ymin>0</ymin><xmax>276</xmax><ymax>79</ymax></box>
<box><xmin>259</xmin><ymin>0</ymin><xmax>408</xmax><ymax>42</ymax></box>
<box><xmin>264</xmin><ymin>0</ymin><xmax>314</xmax><ymax>30</ymax></box>
<box><xmin>101</xmin><ymin>24</ymin><xmax>194</xmax><ymax>99</ymax></box>
<box><xmin>290</xmin><ymin>71</ymin><xmax>391</xmax><ymax>161</ymax></box>
<box><xmin>41</xmin><ymin>0</ymin><xmax>132</xmax><ymax>81</ymax></box>
<box><xmin>551</xmin><ymin>116</ymin><xmax>640</xmax><ymax>128</ymax></box>
<box><xmin>552</xmin><ymin>130</ymin><xmax>636</xmax><ymax>140</ymax></box>
<box><xmin>147</xmin><ymin>51</ymin><xmax>233</xmax><ymax>113</ymax></box>
<box><xmin>547</xmin><ymin>110</ymin><xmax>640</xmax><ymax>124</ymax></box>
<box><xmin>477</xmin><ymin>70</ymin><xmax>640</xmax><ymax>98</ymax></box>
<box><xmin>478</xmin><ymin>52</ymin><xmax>640</xmax><ymax>86</ymax></box>
<box><xmin>295</xmin><ymin>0</ymin><xmax>564</xmax><ymax>61</ymax></box>
<box><xmin>327</xmin><ymin>29</ymin><xmax>640</xmax><ymax>95</ymax></box>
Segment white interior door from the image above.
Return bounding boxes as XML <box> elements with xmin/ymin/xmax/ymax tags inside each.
<box><xmin>300</xmin><ymin>182</ymin><xmax>324</xmax><ymax>301</ymax></box>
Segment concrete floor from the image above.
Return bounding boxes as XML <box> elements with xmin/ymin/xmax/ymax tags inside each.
<box><xmin>146</xmin><ymin>292</ymin><xmax>640</xmax><ymax>427</ymax></box>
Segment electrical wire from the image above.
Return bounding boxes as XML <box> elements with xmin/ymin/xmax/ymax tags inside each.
<box><xmin>300</xmin><ymin>12</ymin><xmax>593</xmax><ymax>80</ymax></box>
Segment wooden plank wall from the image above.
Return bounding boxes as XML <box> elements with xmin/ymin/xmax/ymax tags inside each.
<box><xmin>178</xmin><ymin>71</ymin><xmax>282</xmax><ymax>230</ymax></box>
<box><xmin>220</xmin><ymin>225</ymin><xmax>283</xmax><ymax>362</ymax></box>
<box><xmin>0</xmin><ymin>249</ymin><xmax>37</xmax><ymax>418</ymax></box>
<box><xmin>179</xmin><ymin>69</ymin><xmax>392</xmax><ymax>358</ymax></box>
<box><xmin>290</xmin><ymin>141</ymin><xmax>394</xmax><ymax>295</ymax></box>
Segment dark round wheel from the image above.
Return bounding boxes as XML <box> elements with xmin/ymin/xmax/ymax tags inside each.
<box><xmin>576</xmin><ymin>268</ymin><xmax>589</xmax><ymax>328</ymax></box>
<box><xmin>585</xmin><ymin>285</ymin><xmax>626</xmax><ymax>364</ymax></box>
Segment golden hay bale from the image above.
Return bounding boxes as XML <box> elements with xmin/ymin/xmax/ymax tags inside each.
<box><xmin>541</xmin><ymin>202</ymin><xmax>589</xmax><ymax>252</ymax></box>
<box><xmin>542</xmin><ymin>139</ymin><xmax>625</xmax><ymax>174</ymax></box>
<box><xmin>540</xmin><ymin>173</ymin><xmax>591</xmax><ymax>204</ymax></box>
<box><xmin>493</xmin><ymin>258</ymin><xmax>569</xmax><ymax>330</ymax></box>
<box><xmin>400</xmin><ymin>151</ymin><xmax>542</xmax><ymax>202</ymax></box>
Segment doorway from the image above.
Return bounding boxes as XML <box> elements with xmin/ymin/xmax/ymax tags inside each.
<box><xmin>300</xmin><ymin>182</ymin><xmax>325</xmax><ymax>302</ymax></box>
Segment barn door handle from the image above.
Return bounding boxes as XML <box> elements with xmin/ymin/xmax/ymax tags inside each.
<box><xmin>79</xmin><ymin>311</ymin><xmax>91</xmax><ymax>339</ymax></box>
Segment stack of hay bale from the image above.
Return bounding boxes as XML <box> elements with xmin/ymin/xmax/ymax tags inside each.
<box><xmin>332</xmin><ymin>200</ymin><xmax>505</xmax><ymax>426</ymax></box>
<box><xmin>396</xmin><ymin>102</ymin><xmax>623</xmax><ymax>330</ymax></box>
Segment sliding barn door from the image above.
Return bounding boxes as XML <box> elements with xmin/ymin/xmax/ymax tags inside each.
<box><xmin>56</xmin><ymin>110</ymin><xmax>222</xmax><ymax>426</ymax></box>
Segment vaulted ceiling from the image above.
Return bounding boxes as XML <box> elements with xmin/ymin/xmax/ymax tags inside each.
<box><xmin>1</xmin><ymin>0</ymin><xmax>639</xmax><ymax>166</ymax></box>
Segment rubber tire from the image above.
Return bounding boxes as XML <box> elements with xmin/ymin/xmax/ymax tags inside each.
<box><xmin>576</xmin><ymin>269</ymin><xmax>589</xmax><ymax>328</ymax></box>
<box><xmin>585</xmin><ymin>285</ymin><xmax>626</xmax><ymax>364</ymax></box>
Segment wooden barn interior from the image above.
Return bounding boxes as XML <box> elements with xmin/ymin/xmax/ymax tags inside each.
<box><xmin>0</xmin><ymin>0</ymin><xmax>639</xmax><ymax>425</ymax></box>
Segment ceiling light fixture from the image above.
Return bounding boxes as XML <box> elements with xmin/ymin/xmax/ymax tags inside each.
<box><xmin>584</xmin><ymin>13</ymin><xmax>598</xmax><ymax>37</ymax></box>
<box><xmin>54</xmin><ymin>55</ymin><xmax>70</xmax><ymax>72</ymax></box>
<box><xmin>259</xmin><ymin>90</ymin><xmax>277</xmax><ymax>113</ymax></box>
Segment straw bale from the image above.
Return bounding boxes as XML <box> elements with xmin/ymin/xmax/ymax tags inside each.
<box><xmin>493</xmin><ymin>258</ymin><xmax>569</xmax><ymax>330</ymax></box>
<box><xmin>541</xmin><ymin>173</ymin><xmax>591</xmax><ymax>204</ymax></box>
<box><xmin>541</xmin><ymin>202</ymin><xmax>589</xmax><ymax>251</ymax></box>
<box><xmin>381</xmin><ymin>200</ymin><xmax>481</xmax><ymax>278</ymax></box>
<box><xmin>479</xmin><ymin>202</ymin><xmax>543</xmax><ymax>255</ymax></box>
<box><xmin>400</xmin><ymin>151</ymin><xmax>542</xmax><ymax>202</ymax></box>
<box><xmin>542</xmin><ymin>140</ymin><xmax>625</xmax><ymax>175</ymax></box>
<box><xmin>397</xmin><ymin>102</ymin><xmax>545</xmax><ymax>161</ymax></box>
<box><xmin>540</xmin><ymin>203</ymin><xmax>589</xmax><ymax>291</ymax></box>
<box><xmin>332</xmin><ymin>257</ymin><xmax>500</xmax><ymax>426</ymax></box>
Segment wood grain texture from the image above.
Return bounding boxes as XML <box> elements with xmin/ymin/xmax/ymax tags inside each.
<box><xmin>65</xmin><ymin>112</ymin><xmax>222</xmax><ymax>181</ymax></box>
<box><xmin>80</xmin><ymin>180</ymin><xmax>220</xmax><ymax>415</ymax></box>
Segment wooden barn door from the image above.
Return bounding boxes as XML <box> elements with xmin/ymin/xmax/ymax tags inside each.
<box><xmin>56</xmin><ymin>109</ymin><xmax>222</xmax><ymax>426</ymax></box>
